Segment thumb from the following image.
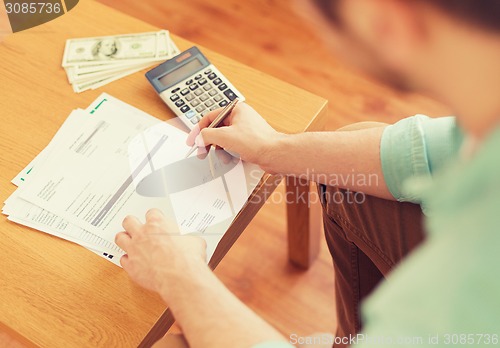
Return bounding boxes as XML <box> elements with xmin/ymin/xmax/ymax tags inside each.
<box><xmin>198</xmin><ymin>127</ymin><xmax>233</xmax><ymax>149</ymax></box>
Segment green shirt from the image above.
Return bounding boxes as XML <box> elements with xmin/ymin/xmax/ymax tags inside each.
<box><xmin>358</xmin><ymin>117</ymin><xmax>500</xmax><ymax>347</ymax></box>
<box><xmin>254</xmin><ymin>115</ymin><xmax>500</xmax><ymax>347</ymax></box>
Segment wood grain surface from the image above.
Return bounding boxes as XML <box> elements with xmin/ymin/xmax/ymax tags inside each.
<box><xmin>91</xmin><ymin>1</ymin><xmax>451</xmax><ymax>342</ymax></box>
<box><xmin>97</xmin><ymin>0</ymin><xmax>451</xmax><ymax>130</ymax></box>
<box><xmin>0</xmin><ymin>0</ymin><xmax>330</xmax><ymax>346</ymax></box>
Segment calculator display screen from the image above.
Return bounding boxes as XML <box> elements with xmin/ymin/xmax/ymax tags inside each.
<box><xmin>159</xmin><ymin>59</ymin><xmax>203</xmax><ymax>87</ymax></box>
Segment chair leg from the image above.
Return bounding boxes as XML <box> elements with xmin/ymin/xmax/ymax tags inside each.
<box><xmin>286</xmin><ymin>178</ymin><xmax>322</xmax><ymax>269</ymax></box>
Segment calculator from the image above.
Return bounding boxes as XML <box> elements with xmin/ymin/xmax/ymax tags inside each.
<box><xmin>145</xmin><ymin>46</ymin><xmax>245</xmax><ymax>130</ymax></box>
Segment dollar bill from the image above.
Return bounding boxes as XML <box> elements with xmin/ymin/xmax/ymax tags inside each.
<box><xmin>69</xmin><ymin>61</ymin><xmax>156</xmax><ymax>83</ymax></box>
<box><xmin>63</xmin><ymin>31</ymin><xmax>159</xmax><ymax>67</ymax></box>
<box><xmin>63</xmin><ymin>30</ymin><xmax>181</xmax><ymax>93</ymax></box>
<box><xmin>72</xmin><ymin>63</ymin><xmax>152</xmax><ymax>93</ymax></box>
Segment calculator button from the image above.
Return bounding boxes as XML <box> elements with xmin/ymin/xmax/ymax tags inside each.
<box><xmin>175</xmin><ymin>100</ymin><xmax>185</xmax><ymax>107</ymax></box>
<box><xmin>205</xmin><ymin>100</ymin><xmax>215</xmax><ymax>107</ymax></box>
<box><xmin>170</xmin><ymin>94</ymin><xmax>180</xmax><ymax>102</ymax></box>
<box><xmin>185</xmin><ymin>110</ymin><xmax>197</xmax><ymax>119</ymax></box>
<box><xmin>208</xmin><ymin>89</ymin><xmax>218</xmax><ymax>96</ymax></box>
<box><xmin>180</xmin><ymin>105</ymin><xmax>191</xmax><ymax>113</ymax></box>
<box><xmin>198</xmin><ymin>78</ymin><xmax>207</xmax><ymax>86</ymax></box>
<box><xmin>218</xmin><ymin>83</ymin><xmax>228</xmax><ymax>91</ymax></box>
<box><xmin>213</xmin><ymin>78</ymin><xmax>222</xmax><ymax>85</ymax></box>
<box><xmin>203</xmin><ymin>84</ymin><xmax>213</xmax><ymax>91</ymax></box>
<box><xmin>223</xmin><ymin>89</ymin><xmax>237</xmax><ymax>101</ymax></box>
<box><xmin>185</xmin><ymin>93</ymin><xmax>195</xmax><ymax>101</ymax></box>
<box><xmin>208</xmin><ymin>73</ymin><xmax>217</xmax><ymax>80</ymax></box>
<box><xmin>181</xmin><ymin>88</ymin><xmax>189</xmax><ymax>96</ymax></box>
<box><xmin>201</xmin><ymin>110</ymin><xmax>210</xmax><ymax>117</ymax></box>
<box><xmin>190</xmin><ymin>99</ymin><xmax>200</xmax><ymax>107</ymax></box>
<box><xmin>214</xmin><ymin>95</ymin><xmax>223</xmax><ymax>102</ymax></box>
<box><xmin>196</xmin><ymin>105</ymin><xmax>206</xmax><ymax>113</ymax></box>
<box><xmin>210</xmin><ymin>106</ymin><xmax>218</xmax><ymax>111</ymax></box>
<box><xmin>191</xmin><ymin>117</ymin><xmax>200</xmax><ymax>125</ymax></box>
<box><xmin>194</xmin><ymin>89</ymin><xmax>204</xmax><ymax>96</ymax></box>
<box><xmin>194</xmin><ymin>74</ymin><xmax>202</xmax><ymax>80</ymax></box>
<box><xmin>189</xmin><ymin>84</ymin><xmax>199</xmax><ymax>91</ymax></box>
<box><xmin>199</xmin><ymin>94</ymin><xmax>209</xmax><ymax>102</ymax></box>
<box><xmin>185</xmin><ymin>79</ymin><xmax>193</xmax><ymax>85</ymax></box>
<box><xmin>171</xmin><ymin>87</ymin><xmax>180</xmax><ymax>93</ymax></box>
<box><xmin>219</xmin><ymin>100</ymin><xmax>228</xmax><ymax>107</ymax></box>
<box><xmin>204</xmin><ymin>69</ymin><xmax>212</xmax><ymax>75</ymax></box>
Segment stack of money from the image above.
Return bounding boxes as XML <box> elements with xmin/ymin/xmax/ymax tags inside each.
<box><xmin>62</xmin><ymin>30</ymin><xmax>180</xmax><ymax>93</ymax></box>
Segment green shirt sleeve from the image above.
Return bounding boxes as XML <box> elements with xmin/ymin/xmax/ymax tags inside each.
<box><xmin>380</xmin><ymin>115</ymin><xmax>463</xmax><ymax>203</ymax></box>
<box><xmin>355</xmin><ymin>126</ymin><xmax>500</xmax><ymax>347</ymax></box>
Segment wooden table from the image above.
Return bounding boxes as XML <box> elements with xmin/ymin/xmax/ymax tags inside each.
<box><xmin>0</xmin><ymin>0</ymin><xmax>328</xmax><ymax>346</ymax></box>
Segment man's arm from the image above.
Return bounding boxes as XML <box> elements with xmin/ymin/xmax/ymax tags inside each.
<box><xmin>158</xmin><ymin>260</ymin><xmax>289</xmax><ymax>348</ymax></box>
<box><xmin>265</xmin><ymin>127</ymin><xmax>392</xmax><ymax>199</ymax></box>
<box><xmin>189</xmin><ymin>103</ymin><xmax>394</xmax><ymax>200</ymax></box>
<box><xmin>115</xmin><ymin>210</ymin><xmax>290</xmax><ymax>348</ymax></box>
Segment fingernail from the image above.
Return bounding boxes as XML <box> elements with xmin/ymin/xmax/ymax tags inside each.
<box><xmin>195</xmin><ymin>134</ymin><xmax>204</xmax><ymax>147</ymax></box>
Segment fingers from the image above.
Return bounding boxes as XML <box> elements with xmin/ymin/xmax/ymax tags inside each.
<box><xmin>187</xmin><ymin>127</ymin><xmax>231</xmax><ymax>158</ymax></box>
<box><xmin>186</xmin><ymin>123</ymin><xmax>201</xmax><ymax>147</ymax></box>
<box><xmin>146</xmin><ymin>208</ymin><xmax>165</xmax><ymax>223</ymax></box>
<box><xmin>122</xmin><ymin>215</ymin><xmax>142</xmax><ymax>235</ymax></box>
<box><xmin>196</xmin><ymin>147</ymin><xmax>209</xmax><ymax>160</ymax></box>
<box><xmin>198</xmin><ymin>127</ymin><xmax>230</xmax><ymax>150</ymax></box>
<box><xmin>186</xmin><ymin>108</ymin><xmax>222</xmax><ymax>146</ymax></box>
<box><xmin>145</xmin><ymin>208</ymin><xmax>181</xmax><ymax>236</ymax></box>
<box><xmin>214</xmin><ymin>148</ymin><xmax>233</xmax><ymax>164</ymax></box>
<box><xmin>145</xmin><ymin>208</ymin><xmax>171</xmax><ymax>233</ymax></box>
<box><xmin>186</xmin><ymin>103</ymin><xmax>244</xmax><ymax>146</ymax></box>
<box><xmin>119</xmin><ymin>254</ymin><xmax>130</xmax><ymax>270</ymax></box>
<box><xmin>115</xmin><ymin>231</ymin><xmax>132</xmax><ymax>251</ymax></box>
<box><xmin>198</xmin><ymin>108</ymin><xmax>225</xmax><ymax>130</ymax></box>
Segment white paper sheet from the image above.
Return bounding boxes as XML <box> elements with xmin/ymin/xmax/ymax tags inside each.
<box><xmin>8</xmin><ymin>94</ymin><xmax>264</xmax><ymax>264</ymax></box>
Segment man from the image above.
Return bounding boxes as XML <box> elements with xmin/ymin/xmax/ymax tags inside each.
<box><xmin>115</xmin><ymin>0</ymin><xmax>500</xmax><ymax>347</ymax></box>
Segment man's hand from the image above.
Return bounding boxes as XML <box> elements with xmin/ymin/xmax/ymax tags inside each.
<box><xmin>116</xmin><ymin>209</ymin><xmax>288</xmax><ymax>348</ymax></box>
<box><xmin>186</xmin><ymin>102</ymin><xmax>285</xmax><ymax>171</ymax></box>
<box><xmin>115</xmin><ymin>209</ymin><xmax>207</xmax><ymax>296</ymax></box>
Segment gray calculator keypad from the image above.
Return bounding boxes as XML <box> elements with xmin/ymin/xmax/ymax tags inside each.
<box><xmin>169</xmin><ymin>68</ymin><xmax>239</xmax><ymax>126</ymax></box>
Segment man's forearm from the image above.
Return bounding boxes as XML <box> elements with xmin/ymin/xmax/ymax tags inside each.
<box><xmin>262</xmin><ymin>127</ymin><xmax>394</xmax><ymax>200</ymax></box>
<box><xmin>158</xmin><ymin>261</ymin><xmax>288</xmax><ymax>348</ymax></box>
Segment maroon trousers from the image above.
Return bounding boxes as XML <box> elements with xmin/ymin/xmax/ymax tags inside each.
<box><xmin>319</xmin><ymin>185</ymin><xmax>425</xmax><ymax>347</ymax></box>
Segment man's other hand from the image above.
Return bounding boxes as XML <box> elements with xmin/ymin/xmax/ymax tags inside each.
<box><xmin>115</xmin><ymin>209</ymin><xmax>207</xmax><ymax>295</ymax></box>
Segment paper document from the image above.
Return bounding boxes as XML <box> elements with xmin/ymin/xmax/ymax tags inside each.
<box><xmin>3</xmin><ymin>93</ymin><xmax>264</xmax><ymax>266</ymax></box>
